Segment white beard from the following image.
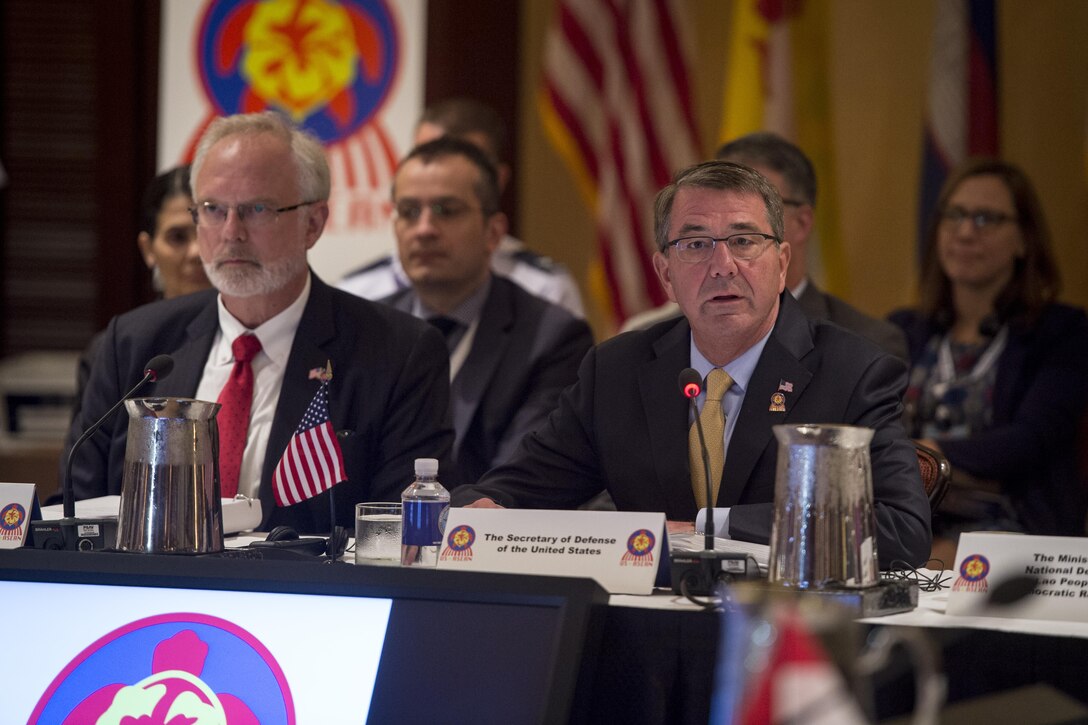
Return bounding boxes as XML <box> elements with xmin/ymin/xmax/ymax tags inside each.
<box><xmin>203</xmin><ymin>252</ymin><xmax>307</xmax><ymax>298</ymax></box>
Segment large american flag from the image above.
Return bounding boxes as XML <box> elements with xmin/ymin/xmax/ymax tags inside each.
<box><xmin>917</xmin><ymin>0</ymin><xmax>998</xmax><ymax>256</ymax></box>
<box><xmin>539</xmin><ymin>0</ymin><xmax>700</xmax><ymax>327</ymax></box>
<box><xmin>273</xmin><ymin>381</ymin><xmax>347</xmax><ymax>507</ymax></box>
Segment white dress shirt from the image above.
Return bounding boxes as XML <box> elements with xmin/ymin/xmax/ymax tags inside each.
<box><xmin>688</xmin><ymin>328</ymin><xmax>772</xmax><ymax>537</ymax></box>
<box><xmin>194</xmin><ymin>275</ymin><xmax>311</xmax><ymax>499</ymax></box>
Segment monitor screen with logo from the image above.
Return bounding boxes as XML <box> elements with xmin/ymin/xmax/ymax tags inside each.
<box><xmin>0</xmin><ymin>549</ymin><xmax>604</xmax><ymax>724</ymax></box>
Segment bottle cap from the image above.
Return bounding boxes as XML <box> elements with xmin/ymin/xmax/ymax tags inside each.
<box><xmin>414</xmin><ymin>458</ymin><xmax>439</xmax><ymax>477</ymax></box>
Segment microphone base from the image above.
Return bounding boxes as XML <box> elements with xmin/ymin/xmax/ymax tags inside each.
<box><xmin>28</xmin><ymin>516</ymin><xmax>118</xmax><ymax>552</ymax></box>
<box><xmin>734</xmin><ymin>578</ymin><xmax>919</xmax><ymax>618</ymax></box>
<box><xmin>670</xmin><ymin>549</ymin><xmax>759</xmax><ymax>597</ymax></box>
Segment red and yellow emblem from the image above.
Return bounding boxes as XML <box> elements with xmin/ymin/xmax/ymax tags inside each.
<box><xmin>0</xmin><ymin>502</ymin><xmax>27</xmax><ymax>541</ymax></box>
<box><xmin>620</xmin><ymin>529</ymin><xmax>656</xmax><ymax>567</ymax></box>
<box><xmin>440</xmin><ymin>524</ymin><xmax>475</xmax><ymax>562</ymax></box>
<box><xmin>951</xmin><ymin>553</ymin><xmax>990</xmax><ymax>592</ymax></box>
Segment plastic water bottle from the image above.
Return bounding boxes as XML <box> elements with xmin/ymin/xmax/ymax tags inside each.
<box><xmin>400</xmin><ymin>458</ymin><xmax>449</xmax><ymax>567</ymax></box>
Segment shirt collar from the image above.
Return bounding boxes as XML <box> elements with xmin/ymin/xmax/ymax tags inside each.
<box><xmin>689</xmin><ymin>326</ymin><xmax>773</xmax><ymax>396</ymax></box>
<box><xmin>411</xmin><ymin>274</ymin><xmax>492</xmax><ymax>328</ymax></box>
<box><xmin>214</xmin><ymin>273</ymin><xmax>312</xmax><ymax>367</ymax></box>
<box><xmin>790</xmin><ymin>277</ymin><xmax>809</xmax><ymax>299</ymax></box>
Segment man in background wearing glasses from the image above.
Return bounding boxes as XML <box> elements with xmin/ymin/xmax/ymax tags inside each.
<box><xmin>623</xmin><ymin>133</ymin><xmax>908</xmax><ymax>362</ymax></box>
<box><xmin>454</xmin><ymin>161</ymin><xmax>930</xmax><ymax>568</ymax></box>
<box><xmin>65</xmin><ymin>111</ymin><xmax>452</xmax><ymax>534</ymax></box>
<box><xmin>383</xmin><ymin>137</ymin><xmax>592</xmax><ymax>489</ymax></box>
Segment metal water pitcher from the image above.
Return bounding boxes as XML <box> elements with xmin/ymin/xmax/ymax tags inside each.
<box><xmin>768</xmin><ymin>424</ymin><xmax>880</xmax><ymax>589</ymax></box>
<box><xmin>116</xmin><ymin>398</ymin><xmax>224</xmax><ymax>554</ymax></box>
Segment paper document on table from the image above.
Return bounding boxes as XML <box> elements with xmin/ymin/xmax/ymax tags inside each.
<box><xmin>41</xmin><ymin>495</ymin><xmax>262</xmax><ymax>534</ymax></box>
<box><xmin>668</xmin><ymin>532</ymin><xmax>769</xmax><ymax>571</ymax></box>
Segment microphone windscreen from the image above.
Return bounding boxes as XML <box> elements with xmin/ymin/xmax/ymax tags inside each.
<box><xmin>678</xmin><ymin>368</ymin><xmax>702</xmax><ymax>399</ymax></box>
<box><xmin>145</xmin><ymin>354</ymin><xmax>175</xmax><ymax>383</ymax></box>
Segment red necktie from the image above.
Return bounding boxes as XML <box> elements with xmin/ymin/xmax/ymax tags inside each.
<box><xmin>216</xmin><ymin>334</ymin><xmax>262</xmax><ymax>498</ymax></box>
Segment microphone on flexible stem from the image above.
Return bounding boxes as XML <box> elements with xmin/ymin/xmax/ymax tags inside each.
<box><xmin>670</xmin><ymin>368</ymin><xmax>754</xmax><ymax>600</ymax></box>
<box><xmin>679</xmin><ymin>367</ymin><xmax>716</xmax><ymax>553</ymax></box>
<box><xmin>32</xmin><ymin>355</ymin><xmax>174</xmax><ymax>550</ymax></box>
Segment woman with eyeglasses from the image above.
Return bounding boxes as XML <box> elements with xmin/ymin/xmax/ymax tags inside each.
<box><xmin>889</xmin><ymin>158</ymin><xmax>1088</xmax><ymax>556</ymax></box>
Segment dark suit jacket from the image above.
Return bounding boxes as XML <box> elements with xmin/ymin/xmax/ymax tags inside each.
<box><xmin>66</xmin><ymin>273</ymin><xmax>453</xmax><ymax>534</ymax></box>
<box><xmin>797</xmin><ymin>282</ymin><xmax>908</xmax><ymax>362</ymax></box>
<box><xmin>889</xmin><ymin>304</ymin><xmax>1088</xmax><ymax>535</ymax></box>
<box><xmin>455</xmin><ymin>292</ymin><xmax>932</xmax><ymax>567</ymax></box>
<box><xmin>385</xmin><ymin>275</ymin><xmax>593</xmax><ymax>488</ymax></box>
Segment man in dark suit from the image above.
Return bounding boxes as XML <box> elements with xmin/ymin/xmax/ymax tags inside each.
<box><xmin>67</xmin><ymin>111</ymin><xmax>452</xmax><ymax>533</ymax></box>
<box><xmin>622</xmin><ymin>133</ymin><xmax>908</xmax><ymax>363</ymax></box>
<box><xmin>718</xmin><ymin>133</ymin><xmax>908</xmax><ymax>360</ymax></box>
<box><xmin>385</xmin><ymin>137</ymin><xmax>593</xmax><ymax>488</ymax></box>
<box><xmin>338</xmin><ymin>98</ymin><xmax>584</xmax><ymax>317</ymax></box>
<box><xmin>455</xmin><ymin>161</ymin><xmax>931</xmax><ymax>567</ymax></box>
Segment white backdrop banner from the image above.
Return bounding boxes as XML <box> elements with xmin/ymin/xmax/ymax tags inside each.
<box><xmin>159</xmin><ymin>0</ymin><xmax>426</xmax><ymax>283</ymax></box>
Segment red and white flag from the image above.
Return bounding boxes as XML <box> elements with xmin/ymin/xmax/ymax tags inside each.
<box><xmin>273</xmin><ymin>380</ymin><xmax>346</xmax><ymax>507</ymax></box>
<box><xmin>539</xmin><ymin>0</ymin><xmax>701</xmax><ymax>328</ymax></box>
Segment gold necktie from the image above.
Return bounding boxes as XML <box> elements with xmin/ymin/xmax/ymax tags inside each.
<box><xmin>689</xmin><ymin>368</ymin><xmax>733</xmax><ymax>509</ymax></box>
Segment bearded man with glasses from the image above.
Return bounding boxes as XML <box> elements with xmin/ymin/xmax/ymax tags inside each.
<box><xmin>454</xmin><ymin>161</ymin><xmax>931</xmax><ymax>569</ymax></box>
<box><xmin>65</xmin><ymin>111</ymin><xmax>453</xmax><ymax>534</ymax></box>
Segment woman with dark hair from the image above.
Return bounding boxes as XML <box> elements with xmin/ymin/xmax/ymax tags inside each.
<box><xmin>889</xmin><ymin>158</ymin><xmax>1088</xmax><ymax>550</ymax></box>
<box><xmin>135</xmin><ymin>165</ymin><xmax>208</xmax><ymax>299</ymax></box>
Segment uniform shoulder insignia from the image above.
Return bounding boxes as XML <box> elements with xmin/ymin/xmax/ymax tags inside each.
<box><xmin>511</xmin><ymin>249</ymin><xmax>560</xmax><ymax>273</ymax></box>
<box><xmin>343</xmin><ymin>255</ymin><xmax>394</xmax><ymax>278</ymax></box>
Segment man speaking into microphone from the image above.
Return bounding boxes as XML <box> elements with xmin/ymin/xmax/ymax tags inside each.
<box><xmin>453</xmin><ymin>161</ymin><xmax>931</xmax><ymax>567</ymax></box>
<box><xmin>66</xmin><ymin>111</ymin><xmax>452</xmax><ymax>534</ymax></box>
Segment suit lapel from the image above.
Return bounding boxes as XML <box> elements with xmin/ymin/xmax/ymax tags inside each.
<box><xmin>719</xmin><ymin>294</ymin><xmax>814</xmax><ymax>506</ymax></box>
<box><xmin>382</xmin><ymin>288</ymin><xmax>413</xmax><ymax>314</ymax></box>
<box><xmin>637</xmin><ymin>318</ymin><xmax>696</xmax><ymax>515</ymax></box>
<box><xmin>163</xmin><ymin>299</ymin><xmax>218</xmax><ymax>397</ymax></box>
<box><xmin>258</xmin><ymin>276</ymin><xmax>334</xmax><ymax>512</ymax></box>
<box><xmin>450</xmin><ymin>280</ymin><xmax>511</xmax><ymax>452</ymax></box>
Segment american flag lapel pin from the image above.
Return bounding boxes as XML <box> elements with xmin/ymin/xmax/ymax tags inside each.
<box><xmin>770</xmin><ymin>379</ymin><xmax>792</xmax><ymax>412</ymax></box>
<box><xmin>308</xmin><ymin>360</ymin><xmax>333</xmax><ymax>382</ymax></box>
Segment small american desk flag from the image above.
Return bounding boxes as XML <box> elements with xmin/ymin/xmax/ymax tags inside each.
<box><xmin>273</xmin><ymin>375</ymin><xmax>346</xmax><ymax>507</ymax></box>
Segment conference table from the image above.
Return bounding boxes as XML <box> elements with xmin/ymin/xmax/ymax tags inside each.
<box><xmin>600</xmin><ymin>576</ymin><xmax>1088</xmax><ymax>724</ymax></box>
<box><xmin>8</xmin><ymin>534</ymin><xmax>1087</xmax><ymax>724</ymax></box>
<box><xmin>226</xmin><ymin>535</ymin><xmax>1088</xmax><ymax>723</ymax></box>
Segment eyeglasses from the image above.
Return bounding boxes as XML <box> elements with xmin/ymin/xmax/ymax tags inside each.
<box><xmin>940</xmin><ymin>206</ymin><xmax>1017</xmax><ymax>231</ymax></box>
<box><xmin>394</xmin><ymin>199</ymin><xmax>486</xmax><ymax>224</ymax></box>
<box><xmin>665</xmin><ymin>233</ymin><xmax>780</xmax><ymax>263</ymax></box>
<box><xmin>189</xmin><ymin>200</ymin><xmax>317</xmax><ymax>228</ymax></box>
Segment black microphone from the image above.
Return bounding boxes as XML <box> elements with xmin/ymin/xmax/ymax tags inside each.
<box><xmin>670</xmin><ymin>368</ymin><xmax>755</xmax><ymax>599</ymax></box>
<box><xmin>679</xmin><ymin>368</ymin><xmax>716</xmax><ymax>552</ymax></box>
<box><xmin>32</xmin><ymin>355</ymin><xmax>174</xmax><ymax>550</ymax></box>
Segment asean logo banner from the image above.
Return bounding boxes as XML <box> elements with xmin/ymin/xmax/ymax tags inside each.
<box><xmin>160</xmin><ymin>0</ymin><xmax>426</xmax><ymax>282</ymax></box>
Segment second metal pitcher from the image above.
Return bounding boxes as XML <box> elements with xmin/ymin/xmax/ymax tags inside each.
<box><xmin>768</xmin><ymin>424</ymin><xmax>880</xmax><ymax>589</ymax></box>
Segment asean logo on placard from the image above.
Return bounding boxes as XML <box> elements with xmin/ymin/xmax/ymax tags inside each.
<box><xmin>620</xmin><ymin>529</ymin><xmax>656</xmax><ymax>567</ymax></box>
<box><xmin>189</xmin><ymin>0</ymin><xmax>402</xmax><ymax>231</ymax></box>
<box><xmin>30</xmin><ymin>613</ymin><xmax>294</xmax><ymax>723</ymax></box>
<box><xmin>952</xmin><ymin>553</ymin><xmax>990</xmax><ymax>592</ymax></box>
<box><xmin>440</xmin><ymin>524</ymin><xmax>476</xmax><ymax>562</ymax></box>
<box><xmin>1</xmin><ymin>502</ymin><xmax>26</xmax><ymax>541</ymax></box>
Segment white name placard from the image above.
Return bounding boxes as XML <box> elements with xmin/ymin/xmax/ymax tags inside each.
<box><xmin>947</xmin><ymin>532</ymin><xmax>1088</xmax><ymax>623</ymax></box>
<box><xmin>436</xmin><ymin>509</ymin><xmax>666</xmax><ymax>594</ymax></box>
<box><xmin>0</xmin><ymin>482</ymin><xmax>37</xmax><ymax>548</ymax></box>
